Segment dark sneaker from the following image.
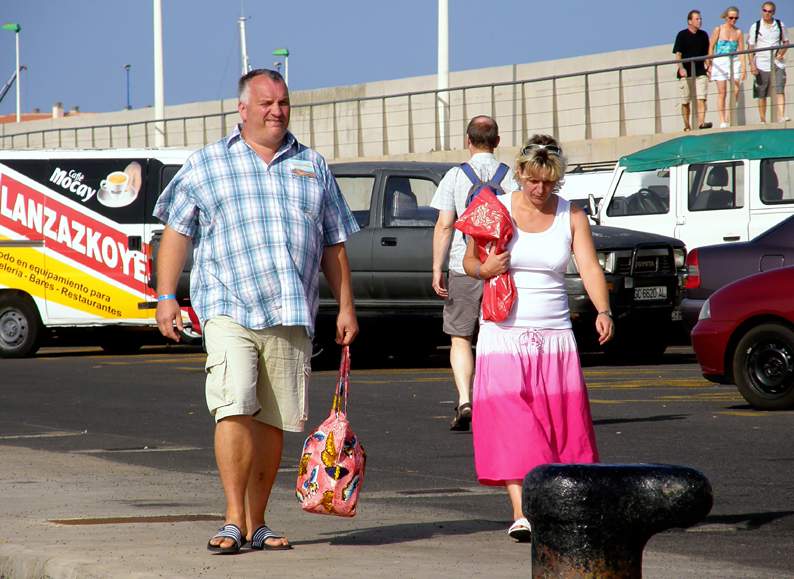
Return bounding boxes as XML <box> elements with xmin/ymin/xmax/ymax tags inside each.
<box><xmin>699</xmin><ymin>122</ymin><xmax>713</xmax><ymax>129</ymax></box>
<box><xmin>450</xmin><ymin>403</ymin><xmax>472</xmax><ymax>431</ymax></box>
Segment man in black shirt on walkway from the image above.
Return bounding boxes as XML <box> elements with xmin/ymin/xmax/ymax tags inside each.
<box><xmin>674</xmin><ymin>10</ymin><xmax>713</xmax><ymax>131</ymax></box>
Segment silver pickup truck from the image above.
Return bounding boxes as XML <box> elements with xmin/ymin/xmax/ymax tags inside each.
<box><xmin>149</xmin><ymin>161</ymin><xmax>687</xmax><ymax>364</ymax></box>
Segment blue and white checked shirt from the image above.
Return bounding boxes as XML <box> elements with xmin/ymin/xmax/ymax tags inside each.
<box><xmin>154</xmin><ymin>126</ymin><xmax>359</xmax><ymax>335</ymax></box>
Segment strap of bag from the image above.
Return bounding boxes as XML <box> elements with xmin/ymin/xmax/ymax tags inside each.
<box><xmin>459</xmin><ymin>162</ymin><xmax>479</xmax><ymax>184</ymax></box>
<box><xmin>492</xmin><ymin>163</ymin><xmax>509</xmax><ymax>186</ymax></box>
<box><xmin>334</xmin><ymin>345</ymin><xmax>350</xmax><ymax>417</ymax></box>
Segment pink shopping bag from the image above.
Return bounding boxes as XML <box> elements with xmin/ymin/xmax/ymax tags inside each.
<box><xmin>296</xmin><ymin>346</ymin><xmax>366</xmax><ymax>516</ymax></box>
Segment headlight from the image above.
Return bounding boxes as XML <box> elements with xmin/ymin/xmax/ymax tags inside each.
<box><xmin>567</xmin><ymin>252</ymin><xmax>613</xmax><ymax>274</ymax></box>
<box><xmin>674</xmin><ymin>248</ymin><xmax>686</xmax><ymax>269</ymax></box>
<box><xmin>597</xmin><ymin>252</ymin><xmax>607</xmax><ymax>270</ymax></box>
<box><xmin>698</xmin><ymin>298</ymin><xmax>711</xmax><ymax>320</ymax></box>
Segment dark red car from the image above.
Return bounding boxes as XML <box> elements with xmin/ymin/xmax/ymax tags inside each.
<box><xmin>682</xmin><ymin>214</ymin><xmax>794</xmax><ymax>332</ymax></box>
<box><xmin>690</xmin><ymin>266</ymin><xmax>794</xmax><ymax>410</ymax></box>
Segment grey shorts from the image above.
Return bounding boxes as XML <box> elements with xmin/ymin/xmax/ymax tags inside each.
<box><xmin>753</xmin><ymin>68</ymin><xmax>787</xmax><ymax>99</ymax></box>
<box><xmin>203</xmin><ymin>316</ymin><xmax>312</xmax><ymax>432</ymax></box>
<box><xmin>442</xmin><ymin>270</ymin><xmax>484</xmax><ymax>337</ymax></box>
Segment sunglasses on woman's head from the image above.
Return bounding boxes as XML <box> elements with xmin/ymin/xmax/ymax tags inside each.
<box><xmin>521</xmin><ymin>144</ymin><xmax>561</xmax><ymax>156</ymax></box>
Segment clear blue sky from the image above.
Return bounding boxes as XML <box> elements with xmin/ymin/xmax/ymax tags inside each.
<box><xmin>0</xmin><ymin>0</ymin><xmax>768</xmax><ymax>116</ymax></box>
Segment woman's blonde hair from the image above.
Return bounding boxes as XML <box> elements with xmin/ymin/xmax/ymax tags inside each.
<box><xmin>514</xmin><ymin>134</ymin><xmax>568</xmax><ymax>188</ymax></box>
<box><xmin>721</xmin><ymin>6</ymin><xmax>739</xmax><ymax>19</ymax></box>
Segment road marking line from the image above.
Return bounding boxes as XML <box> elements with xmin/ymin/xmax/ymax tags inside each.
<box><xmin>70</xmin><ymin>446</ymin><xmax>203</xmax><ymax>454</ymax></box>
<box><xmin>0</xmin><ymin>431</ymin><xmax>84</xmax><ymax>439</ymax></box>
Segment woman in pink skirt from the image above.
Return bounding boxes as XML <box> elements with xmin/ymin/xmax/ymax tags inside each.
<box><xmin>462</xmin><ymin>135</ymin><xmax>614</xmax><ymax>542</ymax></box>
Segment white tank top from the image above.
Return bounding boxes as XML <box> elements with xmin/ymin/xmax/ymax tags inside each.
<box><xmin>483</xmin><ymin>193</ymin><xmax>572</xmax><ymax>330</ymax></box>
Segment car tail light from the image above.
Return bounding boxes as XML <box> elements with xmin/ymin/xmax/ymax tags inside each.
<box><xmin>146</xmin><ymin>242</ymin><xmax>154</xmax><ymax>280</ymax></box>
<box><xmin>685</xmin><ymin>249</ymin><xmax>700</xmax><ymax>289</ymax></box>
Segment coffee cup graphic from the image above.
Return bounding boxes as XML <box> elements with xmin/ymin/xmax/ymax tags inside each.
<box><xmin>100</xmin><ymin>171</ymin><xmax>130</xmax><ymax>195</ymax></box>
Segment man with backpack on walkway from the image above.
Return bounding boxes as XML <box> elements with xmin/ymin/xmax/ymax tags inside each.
<box><xmin>748</xmin><ymin>2</ymin><xmax>790</xmax><ymax>123</ymax></box>
<box><xmin>430</xmin><ymin>116</ymin><xmax>518</xmax><ymax>431</ymax></box>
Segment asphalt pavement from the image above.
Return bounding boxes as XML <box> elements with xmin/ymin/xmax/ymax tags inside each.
<box><xmin>2</xmin><ymin>345</ymin><xmax>794</xmax><ymax>579</ymax></box>
<box><xmin>1</xmin><ymin>441</ymin><xmax>793</xmax><ymax>579</ymax></box>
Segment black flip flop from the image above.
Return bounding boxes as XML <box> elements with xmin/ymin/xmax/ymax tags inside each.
<box><xmin>250</xmin><ymin>525</ymin><xmax>293</xmax><ymax>551</ymax></box>
<box><xmin>207</xmin><ymin>523</ymin><xmax>244</xmax><ymax>554</ymax></box>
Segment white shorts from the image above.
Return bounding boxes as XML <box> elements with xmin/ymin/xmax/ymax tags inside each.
<box><xmin>203</xmin><ymin>316</ymin><xmax>312</xmax><ymax>432</ymax></box>
<box><xmin>712</xmin><ymin>56</ymin><xmax>741</xmax><ymax>82</ymax></box>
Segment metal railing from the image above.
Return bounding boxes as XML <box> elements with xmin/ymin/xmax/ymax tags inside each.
<box><xmin>1</xmin><ymin>45</ymin><xmax>790</xmax><ymax>156</ymax></box>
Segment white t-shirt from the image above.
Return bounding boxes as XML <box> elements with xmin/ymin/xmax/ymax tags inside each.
<box><xmin>748</xmin><ymin>19</ymin><xmax>789</xmax><ymax>71</ymax></box>
<box><xmin>430</xmin><ymin>152</ymin><xmax>518</xmax><ymax>274</ymax></box>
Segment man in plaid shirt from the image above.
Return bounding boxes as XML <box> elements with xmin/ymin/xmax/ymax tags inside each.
<box><xmin>154</xmin><ymin>69</ymin><xmax>358</xmax><ymax>553</ymax></box>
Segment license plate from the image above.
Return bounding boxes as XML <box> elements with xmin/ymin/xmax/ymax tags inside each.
<box><xmin>635</xmin><ymin>286</ymin><xmax>667</xmax><ymax>300</ymax></box>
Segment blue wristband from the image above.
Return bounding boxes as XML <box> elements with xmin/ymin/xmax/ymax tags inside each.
<box><xmin>474</xmin><ymin>265</ymin><xmax>483</xmax><ymax>280</ymax></box>
<box><xmin>157</xmin><ymin>294</ymin><xmax>176</xmax><ymax>301</ymax></box>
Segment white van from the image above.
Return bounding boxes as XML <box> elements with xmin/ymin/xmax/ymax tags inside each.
<box><xmin>594</xmin><ymin>129</ymin><xmax>794</xmax><ymax>250</ymax></box>
<box><xmin>557</xmin><ymin>161</ymin><xmax>614</xmax><ymax>215</ymax></box>
<box><xmin>0</xmin><ymin>148</ymin><xmax>194</xmax><ymax>357</ymax></box>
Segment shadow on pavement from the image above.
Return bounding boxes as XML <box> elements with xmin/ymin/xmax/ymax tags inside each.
<box><xmin>699</xmin><ymin>511</ymin><xmax>794</xmax><ymax>531</ymax></box>
<box><xmin>593</xmin><ymin>414</ymin><xmax>689</xmax><ymax>426</ymax></box>
<box><xmin>294</xmin><ymin>519</ymin><xmax>508</xmax><ymax>546</ymax></box>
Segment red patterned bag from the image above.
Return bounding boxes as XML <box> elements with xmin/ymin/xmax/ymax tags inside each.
<box><xmin>454</xmin><ymin>188</ymin><xmax>517</xmax><ymax>322</ymax></box>
<box><xmin>296</xmin><ymin>346</ymin><xmax>366</xmax><ymax>517</ymax></box>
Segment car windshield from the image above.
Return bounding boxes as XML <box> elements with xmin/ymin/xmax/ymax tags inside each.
<box><xmin>605</xmin><ymin>170</ymin><xmax>670</xmax><ymax>216</ymax></box>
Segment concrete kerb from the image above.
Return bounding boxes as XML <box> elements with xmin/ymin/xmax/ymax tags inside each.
<box><xmin>2</xmin><ymin>445</ymin><xmax>793</xmax><ymax>579</ymax></box>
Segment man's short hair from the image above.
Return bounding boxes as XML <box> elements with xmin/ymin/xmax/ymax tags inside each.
<box><xmin>466</xmin><ymin>116</ymin><xmax>499</xmax><ymax>150</ymax></box>
<box><xmin>687</xmin><ymin>9</ymin><xmax>701</xmax><ymax>22</ymax></box>
<box><xmin>238</xmin><ymin>69</ymin><xmax>287</xmax><ymax>104</ymax></box>
<box><xmin>763</xmin><ymin>2</ymin><xmax>775</xmax><ymax>13</ymax></box>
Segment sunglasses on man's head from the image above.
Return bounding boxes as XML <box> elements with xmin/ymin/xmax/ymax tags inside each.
<box><xmin>521</xmin><ymin>144</ymin><xmax>561</xmax><ymax>156</ymax></box>
<box><xmin>762</xmin><ymin>9</ymin><xmax>774</xmax><ymax>13</ymax></box>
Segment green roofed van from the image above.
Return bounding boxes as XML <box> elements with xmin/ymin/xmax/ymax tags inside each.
<box><xmin>594</xmin><ymin>129</ymin><xmax>794</xmax><ymax>251</ymax></box>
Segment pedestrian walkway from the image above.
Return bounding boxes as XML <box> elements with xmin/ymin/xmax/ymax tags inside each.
<box><xmin>1</xmin><ymin>445</ymin><xmax>791</xmax><ymax>579</ymax></box>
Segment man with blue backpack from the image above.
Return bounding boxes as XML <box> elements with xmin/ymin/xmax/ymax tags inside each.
<box><xmin>431</xmin><ymin>116</ymin><xmax>518</xmax><ymax>431</ymax></box>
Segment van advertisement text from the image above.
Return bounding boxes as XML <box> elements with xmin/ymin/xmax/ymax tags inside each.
<box><xmin>1</xmin><ymin>173</ymin><xmax>152</xmax><ymax>320</ymax></box>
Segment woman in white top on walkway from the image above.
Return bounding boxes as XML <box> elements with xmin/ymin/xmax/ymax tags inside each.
<box><xmin>462</xmin><ymin>135</ymin><xmax>614</xmax><ymax>542</ymax></box>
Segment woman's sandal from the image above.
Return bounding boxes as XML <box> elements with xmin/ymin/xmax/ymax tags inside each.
<box><xmin>450</xmin><ymin>402</ymin><xmax>472</xmax><ymax>431</ymax></box>
<box><xmin>207</xmin><ymin>523</ymin><xmax>245</xmax><ymax>554</ymax></box>
<box><xmin>508</xmin><ymin>518</ymin><xmax>532</xmax><ymax>542</ymax></box>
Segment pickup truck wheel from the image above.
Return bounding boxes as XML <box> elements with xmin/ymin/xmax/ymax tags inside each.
<box><xmin>178</xmin><ymin>327</ymin><xmax>203</xmax><ymax>346</ymax></box>
<box><xmin>311</xmin><ymin>339</ymin><xmax>342</xmax><ymax>371</ymax></box>
<box><xmin>0</xmin><ymin>294</ymin><xmax>45</xmax><ymax>358</ymax></box>
<box><xmin>733</xmin><ymin>323</ymin><xmax>794</xmax><ymax>410</ymax></box>
<box><xmin>100</xmin><ymin>329</ymin><xmax>144</xmax><ymax>355</ymax></box>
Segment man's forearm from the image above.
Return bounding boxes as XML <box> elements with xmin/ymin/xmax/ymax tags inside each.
<box><xmin>432</xmin><ymin>223</ymin><xmax>453</xmax><ymax>272</ymax></box>
<box><xmin>321</xmin><ymin>242</ymin><xmax>355</xmax><ymax>314</ymax></box>
<box><xmin>156</xmin><ymin>225</ymin><xmax>191</xmax><ymax>296</ymax></box>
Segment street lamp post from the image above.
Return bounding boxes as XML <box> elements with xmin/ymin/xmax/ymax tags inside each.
<box><xmin>3</xmin><ymin>22</ymin><xmax>21</xmax><ymax>123</ymax></box>
<box><xmin>123</xmin><ymin>64</ymin><xmax>131</xmax><ymax>110</ymax></box>
<box><xmin>273</xmin><ymin>48</ymin><xmax>289</xmax><ymax>86</ymax></box>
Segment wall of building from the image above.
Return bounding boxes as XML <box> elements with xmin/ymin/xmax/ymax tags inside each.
<box><xmin>2</xmin><ymin>43</ymin><xmax>790</xmax><ymax>166</ymax></box>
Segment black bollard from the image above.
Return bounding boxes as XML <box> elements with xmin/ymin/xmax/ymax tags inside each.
<box><xmin>523</xmin><ymin>463</ymin><xmax>713</xmax><ymax>579</ymax></box>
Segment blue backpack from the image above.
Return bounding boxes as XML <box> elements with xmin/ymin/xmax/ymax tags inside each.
<box><xmin>461</xmin><ymin>162</ymin><xmax>510</xmax><ymax>208</ymax></box>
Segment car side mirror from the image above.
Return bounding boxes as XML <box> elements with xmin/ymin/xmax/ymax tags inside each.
<box><xmin>588</xmin><ymin>194</ymin><xmax>598</xmax><ymax>222</ymax></box>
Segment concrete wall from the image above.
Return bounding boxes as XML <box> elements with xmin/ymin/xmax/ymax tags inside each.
<box><xmin>2</xmin><ymin>43</ymin><xmax>790</xmax><ymax>166</ymax></box>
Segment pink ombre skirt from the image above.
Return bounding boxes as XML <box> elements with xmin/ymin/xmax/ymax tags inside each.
<box><xmin>473</xmin><ymin>324</ymin><xmax>599</xmax><ymax>486</ymax></box>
